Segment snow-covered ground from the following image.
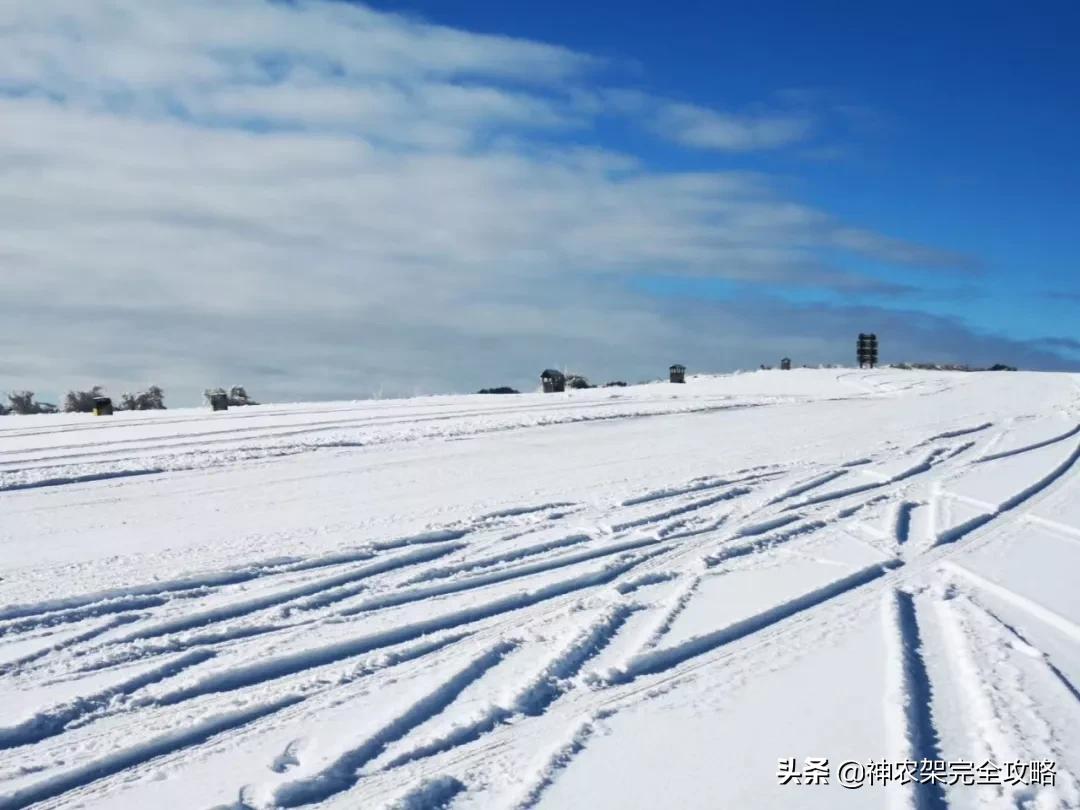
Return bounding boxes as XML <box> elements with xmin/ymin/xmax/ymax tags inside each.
<box><xmin>1</xmin><ymin>368</ymin><xmax>1079</xmax><ymax>810</ymax></box>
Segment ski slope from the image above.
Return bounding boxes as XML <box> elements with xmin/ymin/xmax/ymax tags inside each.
<box><xmin>1</xmin><ymin>368</ymin><xmax>1079</xmax><ymax>810</ymax></box>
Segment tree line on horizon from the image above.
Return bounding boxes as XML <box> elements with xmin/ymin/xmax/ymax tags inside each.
<box><xmin>0</xmin><ymin>361</ymin><xmax>1024</xmax><ymax>414</ymax></box>
<box><xmin>0</xmin><ymin>385</ymin><xmax>259</xmax><ymax>415</ymax></box>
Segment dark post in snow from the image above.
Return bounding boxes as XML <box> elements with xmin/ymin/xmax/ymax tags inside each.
<box><xmin>669</xmin><ymin>364</ymin><xmax>686</xmax><ymax>383</ymax></box>
<box><xmin>780</xmin><ymin>357</ymin><xmax>792</xmax><ymax>370</ymax></box>
<box><xmin>92</xmin><ymin>396</ymin><xmax>113</xmax><ymax>416</ymax></box>
<box><xmin>857</xmin><ymin>333</ymin><xmax>879</xmax><ymax>368</ymax></box>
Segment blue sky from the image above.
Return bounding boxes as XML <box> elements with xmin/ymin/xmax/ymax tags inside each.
<box><xmin>378</xmin><ymin>0</ymin><xmax>1079</xmax><ymax>342</ymax></box>
<box><xmin>0</xmin><ymin>1</ymin><xmax>1076</xmax><ymax>404</ymax></box>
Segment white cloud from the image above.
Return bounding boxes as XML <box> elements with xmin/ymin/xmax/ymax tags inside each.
<box><xmin>0</xmin><ymin>0</ymin><xmax>1018</xmax><ymax>404</ymax></box>
<box><xmin>596</xmin><ymin>89</ymin><xmax>813</xmax><ymax>151</ymax></box>
<box><xmin>653</xmin><ymin>101</ymin><xmax>813</xmax><ymax>151</ymax></box>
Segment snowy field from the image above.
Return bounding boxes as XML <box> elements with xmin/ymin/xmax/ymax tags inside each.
<box><xmin>1</xmin><ymin>368</ymin><xmax>1079</xmax><ymax>810</ymax></box>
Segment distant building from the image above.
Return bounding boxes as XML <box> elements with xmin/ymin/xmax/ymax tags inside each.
<box><xmin>92</xmin><ymin>396</ymin><xmax>113</xmax><ymax>416</ymax></box>
<box><xmin>541</xmin><ymin>369</ymin><xmax>566</xmax><ymax>393</ymax></box>
<box><xmin>670</xmin><ymin>364</ymin><xmax>686</xmax><ymax>383</ymax></box>
<box><xmin>781</xmin><ymin>357</ymin><xmax>792</xmax><ymax>370</ymax></box>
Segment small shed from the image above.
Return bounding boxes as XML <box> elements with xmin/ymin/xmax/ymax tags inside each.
<box><xmin>209</xmin><ymin>392</ymin><xmax>229</xmax><ymax>411</ymax></box>
<box><xmin>669</xmin><ymin>364</ymin><xmax>686</xmax><ymax>384</ymax></box>
<box><xmin>540</xmin><ymin>369</ymin><xmax>566</xmax><ymax>393</ymax></box>
<box><xmin>780</xmin><ymin>357</ymin><xmax>792</xmax><ymax>371</ymax></box>
<box><xmin>92</xmin><ymin>396</ymin><xmax>113</xmax><ymax>416</ymax></box>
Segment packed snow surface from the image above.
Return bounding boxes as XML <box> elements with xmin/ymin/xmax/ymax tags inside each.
<box><xmin>1</xmin><ymin>369</ymin><xmax>1079</xmax><ymax>809</ymax></box>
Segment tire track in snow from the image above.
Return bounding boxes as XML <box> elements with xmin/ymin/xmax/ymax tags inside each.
<box><xmin>21</xmin><ymin>631</ymin><xmax>475</xmax><ymax>784</ymax></box>
<box><xmin>338</xmin><ymin>537</ymin><xmax>660</xmax><ymax>617</ymax></box>
<box><xmin>0</xmin><ymin>650</ymin><xmax>216</xmax><ymax>750</ymax></box>
<box><xmin>380</xmin><ymin>776</ymin><xmax>465</xmax><ymax>810</ymax></box>
<box><xmin>151</xmin><ymin>551</ymin><xmax>662</xmax><ymax>707</ymax></box>
<box><xmin>921</xmin><ymin>421</ymin><xmax>994</xmax><ymax>443</ymax></box>
<box><xmin>0</xmin><ymin>519</ymin><xmax>562</xmax><ymax>646</ymax></box>
<box><xmin>613</xmin><ymin>571</ymin><xmax>679</xmax><ymax>594</ymax></box>
<box><xmin>604</xmin><ymin>561</ymin><xmax>899</xmax><ymax>683</ymax></box>
<box><xmin>268</xmin><ymin>641</ymin><xmax>518</xmax><ymax>808</ymax></box>
<box><xmin>942</xmin><ymin>563</ymin><xmax>1080</xmax><ymax>644</ymax></box>
<box><xmin>510</xmin><ymin>713</ymin><xmax>611</xmax><ymax>810</ymax></box>
<box><xmin>476</xmin><ymin>502</ymin><xmax>576</xmax><ymax>520</ymax></box>
<box><xmin>0</xmin><ymin>468</ymin><xmax>171</xmax><ymax>492</ymax></box>
<box><xmin>970</xmin><ymin>600</ymin><xmax>1080</xmax><ymax>706</ymax></box>
<box><xmin>938</xmin><ymin>594</ymin><xmax>1080</xmax><ymax>808</ymax></box>
<box><xmin>766</xmin><ymin>469</ymin><xmax>849</xmax><ymax>505</ymax></box>
<box><xmin>621</xmin><ymin>575</ymin><xmax>703</xmax><ymax>657</ymax></box>
<box><xmin>928</xmin><ymin>591</ymin><xmax>1036</xmax><ymax>806</ymax></box>
<box><xmin>618</xmin><ymin>469</ymin><xmax>778</xmax><ymax>506</ymax></box>
<box><xmin>0</xmin><ymin>615</ymin><xmax>144</xmax><ymax>676</ymax></box>
<box><xmin>379</xmin><ymin>604</ymin><xmax>637</xmax><ymax>771</ymax></box>
<box><xmin>889</xmin><ymin>590</ymin><xmax>948</xmax><ymax>810</ymax></box>
<box><xmin>0</xmin><ymin>695</ymin><xmax>304</xmax><ymax>810</ymax></box>
<box><xmin>113</xmin><ymin>541</ymin><xmax>467</xmax><ymax>642</ymax></box>
<box><xmin>400</xmin><ymin>533</ymin><xmax>591</xmax><ymax>585</ymax></box>
<box><xmin>935</xmin><ymin>437</ymin><xmax>1080</xmax><ymax>546</ymax></box>
<box><xmin>784</xmin><ymin>445</ymin><xmax>959</xmax><ymax>512</ymax></box>
<box><xmin>0</xmin><ymin>575</ymin><xmax>256</xmax><ymax>625</ymax></box>
<box><xmin>607</xmin><ymin>486</ymin><xmax>752</xmax><ymax>533</ymax></box>
<box><xmin>0</xmin><ymin>532</ymin><xmax>446</xmax><ymax>625</ymax></box>
<box><xmin>1023</xmin><ymin>514</ymin><xmax>1080</xmax><ymax>543</ymax></box>
<box><xmin>703</xmin><ymin>519</ymin><xmax>828</xmax><ymax>568</ymax></box>
<box><xmin>0</xmin><ymin>398</ymin><xmax>767</xmax><ymax>490</ymax></box>
<box><xmin>894</xmin><ymin>501</ymin><xmax>919</xmax><ymax>546</ymax></box>
<box><xmin>7</xmin><ymin>529</ymin><xmax>629</xmax><ymax>676</ymax></box>
<box><xmin>976</xmin><ymin>422</ymin><xmax>1080</xmax><ymax>463</ymax></box>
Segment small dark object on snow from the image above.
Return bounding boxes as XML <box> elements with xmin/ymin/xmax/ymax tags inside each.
<box><xmin>93</xmin><ymin>397</ymin><xmax>113</xmax><ymax>416</ymax></box>
<box><xmin>669</xmin><ymin>364</ymin><xmax>686</xmax><ymax>383</ymax></box>
<box><xmin>781</xmin><ymin>357</ymin><xmax>792</xmax><ymax>370</ymax></box>
<box><xmin>478</xmin><ymin>387</ymin><xmax>520</xmax><ymax>395</ymax></box>
<box><xmin>857</xmin><ymin>333</ymin><xmax>879</xmax><ymax>368</ymax></box>
<box><xmin>209</xmin><ymin>392</ymin><xmax>229</xmax><ymax>411</ymax></box>
<box><xmin>541</xmin><ymin>369</ymin><xmax>566</xmax><ymax>393</ymax></box>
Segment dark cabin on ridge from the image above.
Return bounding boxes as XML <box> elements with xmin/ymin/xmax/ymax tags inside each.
<box><xmin>781</xmin><ymin>357</ymin><xmax>792</xmax><ymax>370</ymax></box>
<box><xmin>669</xmin><ymin>364</ymin><xmax>686</xmax><ymax>383</ymax></box>
<box><xmin>92</xmin><ymin>396</ymin><xmax>113</xmax><ymax>416</ymax></box>
<box><xmin>541</xmin><ymin>369</ymin><xmax>566</xmax><ymax>393</ymax></box>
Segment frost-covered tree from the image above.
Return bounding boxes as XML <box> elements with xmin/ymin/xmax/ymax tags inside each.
<box><xmin>120</xmin><ymin>385</ymin><xmax>166</xmax><ymax>410</ymax></box>
<box><xmin>565</xmin><ymin>375</ymin><xmax>591</xmax><ymax>390</ymax></box>
<box><xmin>204</xmin><ymin>385</ymin><xmax>259</xmax><ymax>406</ymax></box>
<box><xmin>7</xmin><ymin>391</ymin><xmax>57</xmax><ymax>414</ymax></box>
<box><xmin>228</xmin><ymin>385</ymin><xmax>258</xmax><ymax>406</ymax></box>
<box><xmin>63</xmin><ymin>386</ymin><xmax>106</xmax><ymax>413</ymax></box>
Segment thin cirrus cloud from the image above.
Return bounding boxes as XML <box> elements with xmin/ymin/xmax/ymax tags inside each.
<box><xmin>0</xmin><ymin>0</ymin><xmax>1061</xmax><ymax>403</ymax></box>
<box><xmin>652</xmin><ymin>101</ymin><xmax>815</xmax><ymax>151</ymax></box>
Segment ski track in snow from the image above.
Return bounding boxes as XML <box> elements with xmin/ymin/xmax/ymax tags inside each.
<box><xmin>1</xmin><ymin>369</ymin><xmax>1078</xmax><ymax>809</ymax></box>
